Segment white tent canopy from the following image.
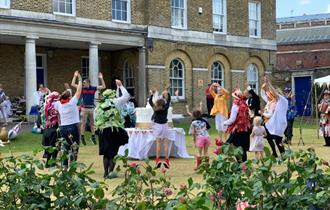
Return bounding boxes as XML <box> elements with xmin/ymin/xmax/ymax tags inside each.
<box><xmin>314</xmin><ymin>75</ymin><xmax>330</xmax><ymax>86</ymax></box>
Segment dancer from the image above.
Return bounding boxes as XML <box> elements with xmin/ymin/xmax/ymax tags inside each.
<box><xmin>260</xmin><ymin>77</ymin><xmax>288</xmax><ymax>158</ymax></box>
<box><xmin>249</xmin><ymin>116</ymin><xmax>266</xmax><ymax>160</ymax></box>
<box><xmin>42</xmin><ymin>91</ymin><xmax>60</xmax><ymax>168</ymax></box>
<box><xmin>189</xmin><ymin>109</ymin><xmax>211</xmax><ymax>170</ymax></box>
<box><xmin>244</xmin><ymin>83</ymin><xmax>260</xmax><ymax>119</ymax></box>
<box><xmin>71</xmin><ymin>72</ymin><xmax>106</xmax><ymax>145</ymax></box>
<box><xmin>209</xmin><ymin>83</ymin><xmax>229</xmax><ymax>140</ymax></box>
<box><xmin>284</xmin><ymin>88</ymin><xmax>296</xmax><ymax>145</ymax></box>
<box><xmin>55</xmin><ymin>71</ymin><xmax>82</xmax><ymax>170</ymax></box>
<box><xmin>149</xmin><ymin>90</ymin><xmax>171</xmax><ymax>169</ymax></box>
<box><xmin>318</xmin><ymin>90</ymin><xmax>330</xmax><ymax>147</ymax></box>
<box><xmin>95</xmin><ymin>79</ymin><xmax>130</xmax><ymax>178</ymax></box>
<box><xmin>224</xmin><ymin>89</ymin><xmax>251</xmax><ymax>162</ymax></box>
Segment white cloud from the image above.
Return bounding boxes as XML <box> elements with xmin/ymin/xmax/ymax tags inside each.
<box><xmin>327</xmin><ymin>4</ymin><xmax>330</xmax><ymax>13</ymax></box>
<box><xmin>300</xmin><ymin>0</ymin><xmax>311</xmax><ymax>5</ymax></box>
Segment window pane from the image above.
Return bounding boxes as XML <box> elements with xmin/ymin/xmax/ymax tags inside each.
<box><xmin>66</xmin><ymin>2</ymin><xmax>72</xmax><ymax>14</ymax></box>
<box><xmin>53</xmin><ymin>1</ymin><xmax>59</xmax><ymax>11</ymax></box>
<box><xmin>59</xmin><ymin>1</ymin><xmax>65</xmax><ymax>12</ymax></box>
<box><xmin>170</xmin><ymin>59</ymin><xmax>184</xmax><ymax>97</ymax></box>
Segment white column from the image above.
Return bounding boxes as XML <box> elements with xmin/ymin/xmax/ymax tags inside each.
<box><xmin>25</xmin><ymin>35</ymin><xmax>38</xmax><ymax>115</ymax></box>
<box><xmin>89</xmin><ymin>41</ymin><xmax>100</xmax><ymax>87</ymax></box>
<box><xmin>138</xmin><ymin>47</ymin><xmax>146</xmax><ymax>107</ymax></box>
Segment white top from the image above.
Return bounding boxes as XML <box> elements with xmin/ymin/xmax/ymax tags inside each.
<box><xmin>224</xmin><ymin>104</ymin><xmax>239</xmax><ymax>126</ymax></box>
<box><xmin>54</xmin><ymin>96</ymin><xmax>80</xmax><ymax>126</ymax></box>
<box><xmin>115</xmin><ymin>86</ymin><xmax>130</xmax><ymax>109</ymax></box>
<box><xmin>265</xmin><ymin>95</ymin><xmax>288</xmax><ymax>137</ymax></box>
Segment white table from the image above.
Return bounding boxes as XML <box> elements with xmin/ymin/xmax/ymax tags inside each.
<box><xmin>118</xmin><ymin>127</ymin><xmax>192</xmax><ymax>160</ymax></box>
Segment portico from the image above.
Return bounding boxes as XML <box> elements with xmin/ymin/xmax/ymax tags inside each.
<box><xmin>0</xmin><ymin>16</ymin><xmax>147</xmax><ymax>114</ymax></box>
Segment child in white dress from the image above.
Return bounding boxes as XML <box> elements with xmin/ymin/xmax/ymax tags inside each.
<box><xmin>249</xmin><ymin>116</ymin><xmax>267</xmax><ymax>160</ymax></box>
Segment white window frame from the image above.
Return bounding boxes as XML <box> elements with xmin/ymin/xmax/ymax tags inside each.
<box><xmin>81</xmin><ymin>56</ymin><xmax>89</xmax><ymax>80</ymax></box>
<box><xmin>112</xmin><ymin>0</ymin><xmax>131</xmax><ymax>23</ymax></box>
<box><xmin>123</xmin><ymin>60</ymin><xmax>135</xmax><ymax>96</ymax></box>
<box><xmin>81</xmin><ymin>56</ymin><xmax>101</xmax><ymax>80</ymax></box>
<box><xmin>171</xmin><ymin>0</ymin><xmax>187</xmax><ymax>29</ymax></box>
<box><xmin>248</xmin><ymin>1</ymin><xmax>261</xmax><ymax>38</ymax></box>
<box><xmin>212</xmin><ymin>0</ymin><xmax>227</xmax><ymax>34</ymax></box>
<box><xmin>0</xmin><ymin>0</ymin><xmax>10</xmax><ymax>9</ymax></box>
<box><xmin>169</xmin><ymin>58</ymin><xmax>185</xmax><ymax>99</ymax></box>
<box><xmin>247</xmin><ymin>63</ymin><xmax>259</xmax><ymax>93</ymax></box>
<box><xmin>53</xmin><ymin>0</ymin><xmax>76</xmax><ymax>16</ymax></box>
<box><xmin>211</xmin><ymin>61</ymin><xmax>224</xmax><ymax>86</ymax></box>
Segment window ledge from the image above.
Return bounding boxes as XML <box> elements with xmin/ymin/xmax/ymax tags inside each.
<box><xmin>171</xmin><ymin>26</ymin><xmax>187</xmax><ymax>30</ymax></box>
<box><xmin>249</xmin><ymin>35</ymin><xmax>261</xmax><ymax>39</ymax></box>
<box><xmin>0</xmin><ymin>6</ymin><xmax>10</xmax><ymax>9</ymax></box>
<box><xmin>112</xmin><ymin>19</ymin><xmax>131</xmax><ymax>24</ymax></box>
<box><xmin>54</xmin><ymin>12</ymin><xmax>76</xmax><ymax>17</ymax></box>
<box><xmin>213</xmin><ymin>31</ymin><xmax>227</xmax><ymax>35</ymax></box>
<box><xmin>172</xmin><ymin>97</ymin><xmax>187</xmax><ymax>103</ymax></box>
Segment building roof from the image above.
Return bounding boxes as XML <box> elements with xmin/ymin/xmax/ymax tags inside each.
<box><xmin>277</xmin><ymin>26</ymin><xmax>330</xmax><ymax>45</ymax></box>
<box><xmin>277</xmin><ymin>13</ymin><xmax>330</xmax><ymax>24</ymax></box>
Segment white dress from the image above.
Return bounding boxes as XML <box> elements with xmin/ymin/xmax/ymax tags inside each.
<box><xmin>249</xmin><ymin>126</ymin><xmax>266</xmax><ymax>152</ymax></box>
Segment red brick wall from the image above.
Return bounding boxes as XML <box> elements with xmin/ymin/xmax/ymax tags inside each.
<box><xmin>277</xmin><ymin>43</ymin><xmax>330</xmax><ymax>71</ymax></box>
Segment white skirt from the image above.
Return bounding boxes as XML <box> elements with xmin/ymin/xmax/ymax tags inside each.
<box><xmin>152</xmin><ymin>123</ymin><xmax>170</xmax><ymax>139</ymax></box>
<box><xmin>215</xmin><ymin>113</ymin><xmax>228</xmax><ymax>132</ymax></box>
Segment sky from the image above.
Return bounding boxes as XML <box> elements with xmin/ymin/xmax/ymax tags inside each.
<box><xmin>276</xmin><ymin>0</ymin><xmax>330</xmax><ymax>18</ymax></box>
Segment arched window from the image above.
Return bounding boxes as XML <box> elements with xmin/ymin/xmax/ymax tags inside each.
<box><xmin>211</xmin><ymin>61</ymin><xmax>224</xmax><ymax>86</ymax></box>
<box><xmin>170</xmin><ymin>59</ymin><xmax>185</xmax><ymax>98</ymax></box>
<box><xmin>247</xmin><ymin>63</ymin><xmax>259</xmax><ymax>93</ymax></box>
<box><xmin>123</xmin><ymin>61</ymin><xmax>134</xmax><ymax>96</ymax></box>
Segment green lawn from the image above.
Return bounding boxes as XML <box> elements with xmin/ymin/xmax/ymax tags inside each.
<box><xmin>0</xmin><ymin>120</ymin><xmax>329</xmax><ymax>192</ymax></box>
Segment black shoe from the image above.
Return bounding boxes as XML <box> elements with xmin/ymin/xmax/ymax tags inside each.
<box><xmin>91</xmin><ymin>136</ymin><xmax>97</xmax><ymax>145</ymax></box>
<box><xmin>81</xmin><ymin>136</ymin><xmax>86</xmax><ymax>145</ymax></box>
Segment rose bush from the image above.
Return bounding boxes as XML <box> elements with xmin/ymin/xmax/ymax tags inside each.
<box><xmin>0</xmin><ymin>144</ymin><xmax>330</xmax><ymax>209</ymax></box>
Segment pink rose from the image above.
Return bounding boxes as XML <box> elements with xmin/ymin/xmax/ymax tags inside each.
<box><xmin>236</xmin><ymin>201</ymin><xmax>256</xmax><ymax>210</ymax></box>
<box><xmin>217</xmin><ymin>191</ymin><xmax>223</xmax><ymax>198</ymax></box>
<box><xmin>129</xmin><ymin>162</ymin><xmax>138</xmax><ymax>168</ymax></box>
<box><xmin>240</xmin><ymin>164</ymin><xmax>247</xmax><ymax>171</ymax></box>
<box><xmin>163</xmin><ymin>188</ymin><xmax>173</xmax><ymax>197</ymax></box>
<box><xmin>213</xmin><ymin>147</ymin><xmax>221</xmax><ymax>155</ymax></box>
<box><xmin>215</xmin><ymin>138</ymin><xmax>222</xmax><ymax>146</ymax></box>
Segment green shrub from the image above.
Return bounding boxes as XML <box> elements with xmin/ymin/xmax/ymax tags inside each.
<box><xmin>0</xmin><ymin>145</ymin><xmax>329</xmax><ymax>209</ymax></box>
<box><xmin>204</xmin><ymin>144</ymin><xmax>330</xmax><ymax>209</ymax></box>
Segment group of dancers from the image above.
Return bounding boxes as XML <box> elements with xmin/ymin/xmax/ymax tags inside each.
<box><xmin>36</xmin><ymin>70</ymin><xmax>329</xmax><ymax>176</ymax></box>
<box><xmin>188</xmin><ymin>76</ymin><xmax>294</xmax><ymax>170</ymax></box>
<box><xmin>41</xmin><ymin>71</ymin><xmax>131</xmax><ymax>178</ymax></box>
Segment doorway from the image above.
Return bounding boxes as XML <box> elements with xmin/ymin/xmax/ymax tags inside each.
<box><xmin>294</xmin><ymin>76</ymin><xmax>312</xmax><ymax>116</ymax></box>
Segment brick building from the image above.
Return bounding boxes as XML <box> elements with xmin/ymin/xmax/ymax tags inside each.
<box><xmin>276</xmin><ymin>13</ymin><xmax>330</xmax><ymax>116</ymax></box>
<box><xmin>0</xmin><ymin>0</ymin><xmax>276</xmax><ymax>114</ymax></box>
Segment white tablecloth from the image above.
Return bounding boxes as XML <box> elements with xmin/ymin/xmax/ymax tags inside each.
<box><xmin>118</xmin><ymin>127</ymin><xmax>192</xmax><ymax>160</ymax></box>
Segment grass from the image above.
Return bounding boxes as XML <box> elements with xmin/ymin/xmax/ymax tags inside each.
<box><xmin>0</xmin><ymin>120</ymin><xmax>329</xmax><ymax>192</ymax></box>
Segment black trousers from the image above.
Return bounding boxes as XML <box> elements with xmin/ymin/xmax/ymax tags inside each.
<box><xmin>59</xmin><ymin>124</ymin><xmax>80</xmax><ymax>167</ymax></box>
<box><xmin>206</xmin><ymin>98</ymin><xmax>214</xmax><ymax>116</ymax></box>
<box><xmin>227</xmin><ymin>131</ymin><xmax>250</xmax><ymax>162</ymax></box>
<box><xmin>324</xmin><ymin>136</ymin><xmax>330</xmax><ymax>146</ymax></box>
<box><xmin>284</xmin><ymin>119</ymin><xmax>294</xmax><ymax>141</ymax></box>
<box><xmin>265</xmin><ymin>127</ymin><xmax>285</xmax><ymax>157</ymax></box>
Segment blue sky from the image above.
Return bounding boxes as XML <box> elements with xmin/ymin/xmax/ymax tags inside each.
<box><xmin>277</xmin><ymin>0</ymin><xmax>330</xmax><ymax>18</ymax></box>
